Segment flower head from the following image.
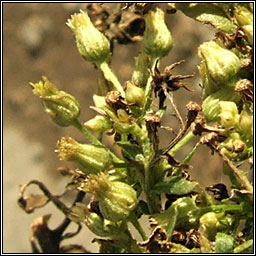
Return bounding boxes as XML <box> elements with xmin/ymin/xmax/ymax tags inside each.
<box><xmin>30</xmin><ymin>76</ymin><xmax>80</xmax><ymax>127</ymax></box>
<box><xmin>67</xmin><ymin>10</ymin><xmax>110</xmax><ymax>64</ymax></box>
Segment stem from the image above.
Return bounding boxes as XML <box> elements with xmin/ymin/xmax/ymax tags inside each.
<box><xmin>183</xmin><ymin>141</ymin><xmax>200</xmax><ymax>164</ymax></box>
<box><xmin>169</xmin><ymin>131</ymin><xmax>195</xmax><ymax>156</ymax></box>
<box><xmin>175</xmin><ymin>141</ymin><xmax>200</xmax><ymax>176</ymax></box>
<box><xmin>72</xmin><ymin>119</ymin><xmax>122</xmax><ymax>163</ymax></box>
<box><xmin>72</xmin><ymin>119</ymin><xmax>102</xmax><ymax>146</ymax></box>
<box><xmin>219</xmin><ymin>150</ymin><xmax>253</xmax><ymax>196</ymax></box>
<box><xmin>143</xmin><ymin>57</ymin><xmax>158</xmax><ymax>113</ymax></box>
<box><xmin>199</xmin><ymin>204</ymin><xmax>243</xmax><ymax>215</ymax></box>
<box><xmin>99</xmin><ymin>61</ymin><xmax>125</xmax><ymax>97</ymax></box>
<box><xmin>139</xmin><ymin>121</ymin><xmax>159</xmax><ymax>214</ymax></box>
<box><xmin>234</xmin><ymin>239</ymin><xmax>253</xmax><ymax>253</ymax></box>
<box><xmin>129</xmin><ymin>213</ymin><xmax>147</xmax><ymax>241</ymax></box>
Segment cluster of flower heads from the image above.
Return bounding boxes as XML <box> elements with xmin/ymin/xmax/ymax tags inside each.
<box><xmin>28</xmin><ymin>3</ymin><xmax>253</xmax><ymax>253</ymax></box>
<box><xmin>199</xmin><ymin>5</ymin><xmax>253</xmax><ymax>162</ymax></box>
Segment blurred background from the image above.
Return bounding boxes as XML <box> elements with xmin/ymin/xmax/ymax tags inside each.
<box><xmin>3</xmin><ymin>3</ymin><xmax>232</xmax><ymax>253</ymax></box>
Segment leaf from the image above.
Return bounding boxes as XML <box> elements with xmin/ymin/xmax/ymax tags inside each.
<box><xmin>150</xmin><ymin>205</ymin><xmax>178</xmax><ymax>240</ymax></box>
<box><xmin>215</xmin><ymin>232</ymin><xmax>234</xmax><ymax>253</ymax></box>
<box><xmin>18</xmin><ymin>193</ymin><xmax>49</xmax><ymax>213</ymax></box>
<box><xmin>92</xmin><ymin>238</ymin><xmax>125</xmax><ymax>254</ymax></box>
<box><xmin>171</xmin><ymin>3</ymin><xmax>236</xmax><ymax>34</ymax></box>
<box><xmin>151</xmin><ymin>197</ymin><xmax>200</xmax><ymax>239</ymax></box>
<box><xmin>152</xmin><ymin>176</ymin><xmax>197</xmax><ymax>195</ymax></box>
<box><xmin>115</xmin><ymin>140</ymin><xmax>142</xmax><ymax>160</ymax></box>
<box><xmin>233</xmin><ymin>239</ymin><xmax>253</xmax><ymax>253</ymax></box>
<box><xmin>199</xmin><ymin>233</ymin><xmax>214</xmax><ymax>253</ymax></box>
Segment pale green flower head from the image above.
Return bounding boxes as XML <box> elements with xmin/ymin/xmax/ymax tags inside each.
<box><xmin>218</xmin><ymin>101</ymin><xmax>239</xmax><ymax>128</ymax></box>
<box><xmin>80</xmin><ymin>172</ymin><xmax>138</xmax><ymax>222</ymax></box>
<box><xmin>67</xmin><ymin>10</ymin><xmax>110</xmax><ymax>64</ymax></box>
<box><xmin>30</xmin><ymin>76</ymin><xmax>80</xmax><ymax>127</ymax></box>
<box><xmin>57</xmin><ymin>137</ymin><xmax>113</xmax><ymax>174</ymax></box>
<box><xmin>143</xmin><ymin>8</ymin><xmax>173</xmax><ymax>59</ymax></box>
<box><xmin>131</xmin><ymin>53</ymin><xmax>150</xmax><ymax>88</ymax></box>
<box><xmin>198</xmin><ymin>41</ymin><xmax>241</xmax><ymax>85</ymax></box>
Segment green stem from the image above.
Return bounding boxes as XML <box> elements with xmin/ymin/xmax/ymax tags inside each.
<box><xmin>233</xmin><ymin>239</ymin><xmax>253</xmax><ymax>253</ymax></box>
<box><xmin>99</xmin><ymin>61</ymin><xmax>125</xmax><ymax>97</ymax></box>
<box><xmin>169</xmin><ymin>131</ymin><xmax>195</xmax><ymax>156</ymax></box>
<box><xmin>175</xmin><ymin>141</ymin><xmax>200</xmax><ymax>176</ymax></box>
<box><xmin>183</xmin><ymin>141</ymin><xmax>200</xmax><ymax>164</ymax></box>
<box><xmin>72</xmin><ymin>119</ymin><xmax>102</xmax><ymax>146</ymax></box>
<box><xmin>199</xmin><ymin>204</ymin><xmax>243</xmax><ymax>215</ymax></box>
<box><xmin>72</xmin><ymin>119</ymin><xmax>121</xmax><ymax>163</ymax></box>
<box><xmin>143</xmin><ymin>57</ymin><xmax>158</xmax><ymax>113</ymax></box>
<box><xmin>140</xmin><ymin>121</ymin><xmax>159</xmax><ymax>214</ymax></box>
<box><xmin>129</xmin><ymin>213</ymin><xmax>147</xmax><ymax>241</ymax></box>
<box><xmin>220</xmin><ymin>152</ymin><xmax>253</xmax><ymax>196</ymax></box>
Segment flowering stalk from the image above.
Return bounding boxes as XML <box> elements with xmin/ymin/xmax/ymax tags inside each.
<box><xmin>23</xmin><ymin>3</ymin><xmax>253</xmax><ymax>254</ymax></box>
<box><xmin>99</xmin><ymin>61</ymin><xmax>125</xmax><ymax>97</ymax></box>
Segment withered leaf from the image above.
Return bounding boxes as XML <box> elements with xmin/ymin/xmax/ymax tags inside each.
<box><xmin>18</xmin><ymin>192</ymin><xmax>49</xmax><ymax>214</ymax></box>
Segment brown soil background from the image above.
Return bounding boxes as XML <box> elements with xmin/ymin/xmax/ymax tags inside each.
<box><xmin>3</xmin><ymin>3</ymin><xmax>234</xmax><ymax>253</ymax></box>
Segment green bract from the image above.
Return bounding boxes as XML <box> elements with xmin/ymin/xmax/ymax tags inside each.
<box><xmin>84</xmin><ymin>115</ymin><xmax>112</xmax><ymax>132</ymax></box>
<box><xmin>218</xmin><ymin>101</ymin><xmax>239</xmax><ymax>128</ymax></box>
<box><xmin>131</xmin><ymin>53</ymin><xmax>150</xmax><ymax>88</ymax></box>
<box><xmin>125</xmin><ymin>82</ymin><xmax>145</xmax><ymax>107</ymax></box>
<box><xmin>199</xmin><ymin>212</ymin><xmax>227</xmax><ymax>241</ymax></box>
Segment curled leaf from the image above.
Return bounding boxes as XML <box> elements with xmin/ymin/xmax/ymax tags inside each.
<box><xmin>18</xmin><ymin>183</ymin><xmax>49</xmax><ymax>213</ymax></box>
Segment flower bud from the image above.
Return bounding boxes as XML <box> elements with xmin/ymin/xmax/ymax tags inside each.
<box><xmin>199</xmin><ymin>212</ymin><xmax>226</xmax><ymax>241</ymax></box>
<box><xmin>84</xmin><ymin>115</ymin><xmax>112</xmax><ymax>132</ymax></box>
<box><xmin>143</xmin><ymin>8</ymin><xmax>173</xmax><ymax>59</ymax></box>
<box><xmin>198</xmin><ymin>41</ymin><xmax>241</xmax><ymax>85</ymax></box>
<box><xmin>218</xmin><ymin>101</ymin><xmax>239</xmax><ymax>128</ymax></box>
<box><xmin>131</xmin><ymin>53</ymin><xmax>150</xmax><ymax>88</ymax></box>
<box><xmin>125</xmin><ymin>82</ymin><xmax>145</xmax><ymax>107</ymax></box>
<box><xmin>220</xmin><ymin>132</ymin><xmax>247</xmax><ymax>160</ymax></box>
<box><xmin>30</xmin><ymin>76</ymin><xmax>80</xmax><ymax>127</ymax></box>
<box><xmin>80</xmin><ymin>172</ymin><xmax>138</xmax><ymax>221</ymax></box>
<box><xmin>69</xmin><ymin>203</ymin><xmax>121</xmax><ymax>237</ymax></box>
<box><xmin>234</xmin><ymin>7</ymin><xmax>253</xmax><ymax>26</ymax></box>
<box><xmin>241</xmin><ymin>25</ymin><xmax>253</xmax><ymax>46</ymax></box>
<box><xmin>57</xmin><ymin>137</ymin><xmax>113</xmax><ymax>174</ymax></box>
<box><xmin>92</xmin><ymin>94</ymin><xmax>116</xmax><ymax>119</ymax></box>
<box><xmin>202</xmin><ymin>87</ymin><xmax>241</xmax><ymax>123</ymax></box>
<box><xmin>66</xmin><ymin>10</ymin><xmax>110</xmax><ymax>64</ymax></box>
<box><xmin>238</xmin><ymin>108</ymin><xmax>253</xmax><ymax>144</ymax></box>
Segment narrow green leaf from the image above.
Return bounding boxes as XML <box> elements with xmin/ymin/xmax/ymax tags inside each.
<box><xmin>151</xmin><ymin>204</ymin><xmax>178</xmax><ymax>239</ymax></box>
<box><xmin>115</xmin><ymin>141</ymin><xmax>142</xmax><ymax>160</ymax></box>
<box><xmin>233</xmin><ymin>239</ymin><xmax>253</xmax><ymax>253</ymax></box>
<box><xmin>152</xmin><ymin>176</ymin><xmax>197</xmax><ymax>195</ymax></box>
<box><xmin>173</xmin><ymin>3</ymin><xmax>236</xmax><ymax>34</ymax></box>
<box><xmin>215</xmin><ymin>232</ymin><xmax>234</xmax><ymax>253</ymax></box>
